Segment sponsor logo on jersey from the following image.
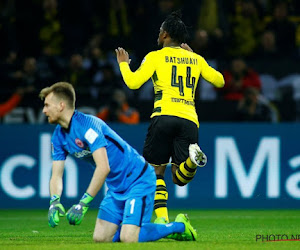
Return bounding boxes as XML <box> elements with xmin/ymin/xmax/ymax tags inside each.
<box><xmin>171</xmin><ymin>97</ymin><xmax>195</xmax><ymax>106</ymax></box>
<box><xmin>75</xmin><ymin>138</ymin><xmax>84</xmax><ymax>148</ymax></box>
<box><xmin>74</xmin><ymin>149</ymin><xmax>91</xmax><ymax>158</ymax></box>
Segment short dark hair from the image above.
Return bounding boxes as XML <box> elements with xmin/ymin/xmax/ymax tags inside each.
<box><xmin>162</xmin><ymin>10</ymin><xmax>189</xmax><ymax>44</ymax></box>
<box><xmin>39</xmin><ymin>82</ymin><xmax>76</xmax><ymax>109</ymax></box>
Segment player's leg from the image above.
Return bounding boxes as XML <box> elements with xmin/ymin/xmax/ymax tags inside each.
<box><xmin>121</xmin><ymin>218</ymin><xmax>186</xmax><ymax>242</ymax></box>
<box><xmin>120</xmin><ymin>195</ymin><xmax>185</xmax><ymax>242</ymax></box>
<box><xmin>153</xmin><ymin>165</ymin><xmax>169</xmax><ymax>222</ymax></box>
<box><xmin>93</xmin><ymin>218</ymin><xmax>119</xmax><ymax>242</ymax></box>
<box><xmin>174</xmin><ymin>144</ymin><xmax>207</xmax><ymax>186</ymax></box>
<box><xmin>143</xmin><ymin>116</ymin><xmax>174</xmax><ymax>222</ymax></box>
<box><xmin>172</xmin><ymin>119</ymin><xmax>206</xmax><ymax>186</ymax></box>
<box><xmin>93</xmin><ymin>192</ymin><xmax>123</xmax><ymax>242</ymax></box>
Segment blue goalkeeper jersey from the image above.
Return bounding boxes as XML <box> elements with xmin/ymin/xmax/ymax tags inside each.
<box><xmin>51</xmin><ymin>110</ymin><xmax>149</xmax><ymax>196</ymax></box>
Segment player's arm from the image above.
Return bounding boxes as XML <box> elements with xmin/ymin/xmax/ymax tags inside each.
<box><xmin>66</xmin><ymin>147</ymin><xmax>110</xmax><ymax>225</ymax></box>
<box><xmin>180</xmin><ymin>43</ymin><xmax>225</xmax><ymax>88</ymax></box>
<box><xmin>87</xmin><ymin>147</ymin><xmax>110</xmax><ymax>196</ymax></box>
<box><xmin>181</xmin><ymin>43</ymin><xmax>193</xmax><ymax>52</ymax></box>
<box><xmin>115</xmin><ymin>47</ymin><xmax>155</xmax><ymax>89</ymax></box>
<box><xmin>199</xmin><ymin>57</ymin><xmax>225</xmax><ymax>88</ymax></box>
<box><xmin>50</xmin><ymin>160</ymin><xmax>65</xmax><ymax>196</ymax></box>
<box><xmin>48</xmin><ymin>160</ymin><xmax>66</xmax><ymax>228</ymax></box>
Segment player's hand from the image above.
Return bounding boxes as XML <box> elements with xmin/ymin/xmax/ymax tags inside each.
<box><xmin>115</xmin><ymin>47</ymin><xmax>131</xmax><ymax>64</ymax></box>
<box><xmin>181</xmin><ymin>43</ymin><xmax>193</xmax><ymax>52</ymax></box>
<box><xmin>66</xmin><ymin>193</ymin><xmax>94</xmax><ymax>225</ymax></box>
<box><xmin>48</xmin><ymin>195</ymin><xmax>65</xmax><ymax>228</ymax></box>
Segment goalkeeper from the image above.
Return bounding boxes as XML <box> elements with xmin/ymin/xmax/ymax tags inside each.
<box><xmin>40</xmin><ymin>82</ymin><xmax>197</xmax><ymax>242</ymax></box>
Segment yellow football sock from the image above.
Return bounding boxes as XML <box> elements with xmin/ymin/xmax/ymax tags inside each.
<box><xmin>154</xmin><ymin>175</ymin><xmax>169</xmax><ymax>222</ymax></box>
<box><xmin>175</xmin><ymin>158</ymin><xmax>197</xmax><ymax>185</ymax></box>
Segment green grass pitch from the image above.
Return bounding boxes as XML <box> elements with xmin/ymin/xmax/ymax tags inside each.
<box><xmin>1</xmin><ymin>209</ymin><xmax>300</xmax><ymax>249</ymax></box>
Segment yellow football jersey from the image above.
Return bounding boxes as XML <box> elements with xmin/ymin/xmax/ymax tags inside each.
<box><xmin>119</xmin><ymin>46</ymin><xmax>224</xmax><ymax>127</ymax></box>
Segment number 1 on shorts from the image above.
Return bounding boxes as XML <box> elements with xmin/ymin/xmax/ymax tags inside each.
<box><xmin>130</xmin><ymin>199</ymin><xmax>136</xmax><ymax>214</ymax></box>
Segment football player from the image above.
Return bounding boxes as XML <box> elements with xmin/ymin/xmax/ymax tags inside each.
<box><xmin>116</xmin><ymin>10</ymin><xmax>224</xmax><ymax>225</ymax></box>
<box><xmin>40</xmin><ymin>82</ymin><xmax>197</xmax><ymax>242</ymax></box>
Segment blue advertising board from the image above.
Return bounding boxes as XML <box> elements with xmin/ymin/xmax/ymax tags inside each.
<box><xmin>0</xmin><ymin>123</ymin><xmax>300</xmax><ymax>209</ymax></box>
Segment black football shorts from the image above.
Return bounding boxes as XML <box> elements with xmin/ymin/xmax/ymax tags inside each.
<box><xmin>143</xmin><ymin>115</ymin><xmax>198</xmax><ymax>166</ymax></box>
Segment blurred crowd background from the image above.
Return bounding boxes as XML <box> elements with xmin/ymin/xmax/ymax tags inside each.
<box><xmin>1</xmin><ymin>0</ymin><xmax>300</xmax><ymax>123</ymax></box>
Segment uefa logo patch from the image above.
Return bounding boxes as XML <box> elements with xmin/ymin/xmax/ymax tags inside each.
<box><xmin>75</xmin><ymin>138</ymin><xmax>84</xmax><ymax>148</ymax></box>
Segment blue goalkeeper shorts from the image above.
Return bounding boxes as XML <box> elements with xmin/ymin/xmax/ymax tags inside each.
<box><xmin>98</xmin><ymin>164</ymin><xmax>156</xmax><ymax>226</ymax></box>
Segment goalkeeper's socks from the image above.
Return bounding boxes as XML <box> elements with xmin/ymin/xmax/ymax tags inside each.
<box><xmin>138</xmin><ymin>222</ymin><xmax>184</xmax><ymax>242</ymax></box>
<box><xmin>112</xmin><ymin>225</ymin><xmax>121</xmax><ymax>242</ymax></box>
<box><xmin>154</xmin><ymin>175</ymin><xmax>169</xmax><ymax>222</ymax></box>
<box><xmin>175</xmin><ymin>158</ymin><xmax>197</xmax><ymax>186</ymax></box>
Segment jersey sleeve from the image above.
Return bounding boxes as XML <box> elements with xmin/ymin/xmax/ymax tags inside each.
<box><xmin>199</xmin><ymin>57</ymin><xmax>225</xmax><ymax>88</ymax></box>
<box><xmin>51</xmin><ymin>129</ymin><xmax>68</xmax><ymax>161</ymax></box>
<box><xmin>119</xmin><ymin>52</ymin><xmax>156</xmax><ymax>89</ymax></box>
<box><xmin>82</xmin><ymin>117</ymin><xmax>108</xmax><ymax>153</ymax></box>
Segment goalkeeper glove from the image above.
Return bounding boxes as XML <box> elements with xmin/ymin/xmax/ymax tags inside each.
<box><xmin>66</xmin><ymin>192</ymin><xmax>94</xmax><ymax>225</ymax></box>
<box><xmin>48</xmin><ymin>195</ymin><xmax>65</xmax><ymax>228</ymax></box>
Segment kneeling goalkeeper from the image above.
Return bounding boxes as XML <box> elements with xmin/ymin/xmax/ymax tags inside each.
<box><xmin>41</xmin><ymin>82</ymin><xmax>197</xmax><ymax>242</ymax></box>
